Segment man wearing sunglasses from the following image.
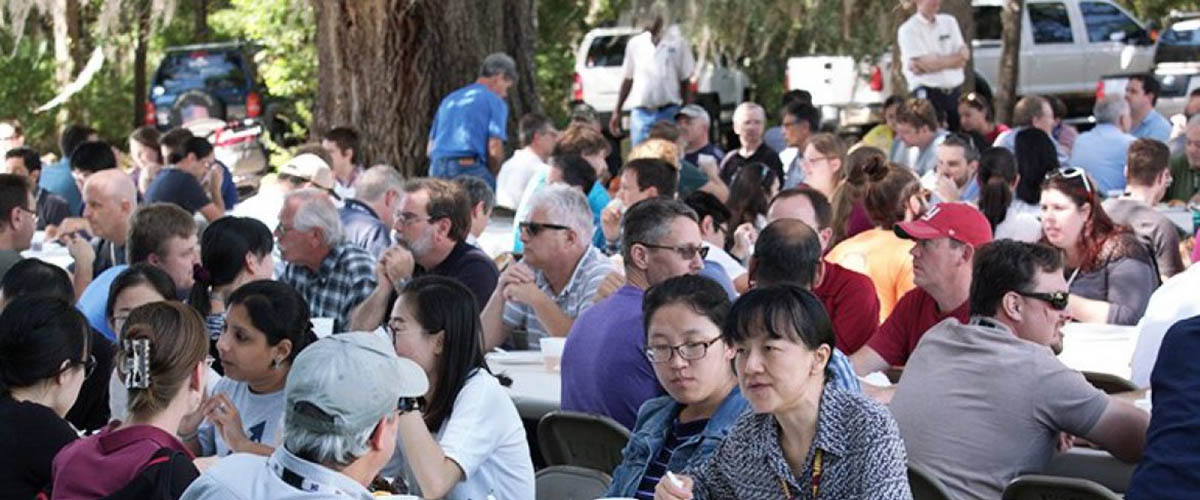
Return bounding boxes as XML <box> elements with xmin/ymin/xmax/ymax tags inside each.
<box><xmin>890</xmin><ymin>240</ymin><xmax>1149</xmax><ymax>500</ymax></box>
<box><xmin>560</xmin><ymin>197</ymin><xmax>705</xmax><ymax>429</ymax></box>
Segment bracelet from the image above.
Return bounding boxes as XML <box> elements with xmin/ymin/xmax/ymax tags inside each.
<box><xmin>177</xmin><ymin>429</ymin><xmax>199</xmax><ymax>442</ymax></box>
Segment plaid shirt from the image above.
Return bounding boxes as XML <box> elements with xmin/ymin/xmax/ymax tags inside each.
<box><xmin>687</xmin><ymin>388</ymin><xmax>911</xmax><ymax>499</ymax></box>
<box><xmin>279</xmin><ymin>243</ymin><xmax>376</xmax><ymax>333</ymax></box>
<box><xmin>503</xmin><ymin>245</ymin><xmax>615</xmax><ymax>342</ymax></box>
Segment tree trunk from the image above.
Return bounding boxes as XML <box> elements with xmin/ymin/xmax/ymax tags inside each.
<box><xmin>994</xmin><ymin>0</ymin><xmax>1021</xmax><ymax>125</ymax></box>
<box><xmin>943</xmin><ymin>0</ymin><xmax>974</xmax><ymax>93</ymax></box>
<box><xmin>133</xmin><ymin>0</ymin><xmax>152</xmax><ymax>129</ymax></box>
<box><xmin>50</xmin><ymin>0</ymin><xmax>82</xmax><ymax>127</ymax></box>
<box><xmin>311</xmin><ymin>0</ymin><xmax>540</xmax><ymax>177</ymax></box>
<box><xmin>194</xmin><ymin>0</ymin><xmax>209</xmax><ymax>42</ymax></box>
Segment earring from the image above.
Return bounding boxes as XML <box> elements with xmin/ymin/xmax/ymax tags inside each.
<box><xmin>272</xmin><ymin>358</ymin><xmax>280</xmax><ymax>370</ymax></box>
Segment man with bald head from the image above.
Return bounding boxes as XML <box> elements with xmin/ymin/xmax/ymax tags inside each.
<box><xmin>1167</xmin><ymin>115</ymin><xmax>1200</xmax><ymax>204</ymax></box>
<box><xmin>64</xmin><ymin>169</ymin><xmax>137</xmax><ymax>294</ymax></box>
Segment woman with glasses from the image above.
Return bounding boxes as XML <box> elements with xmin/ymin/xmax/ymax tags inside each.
<box><xmin>179</xmin><ymin>280</ymin><xmax>316</xmax><ymax>458</ymax></box>
<box><xmin>799</xmin><ymin>133</ymin><xmax>846</xmax><ymax>202</ymax></box>
<box><xmin>655</xmin><ymin>285</ymin><xmax>909</xmax><ymax>500</ymax></box>
<box><xmin>607</xmin><ymin>275</ymin><xmax>748</xmax><ymax>499</ymax></box>
<box><xmin>958</xmin><ymin>92</ymin><xmax>1009</xmax><ymax>145</ymax></box>
<box><xmin>105</xmin><ymin>264</ymin><xmax>180</xmax><ymax>422</ymax></box>
<box><xmin>52</xmin><ymin>301</ymin><xmax>208</xmax><ymax>499</ymax></box>
<box><xmin>827</xmin><ymin>159</ymin><xmax>926</xmax><ymax>322</ymax></box>
<box><xmin>385</xmin><ymin>276</ymin><xmax>534</xmax><ymax>499</ymax></box>
<box><xmin>0</xmin><ymin>296</ymin><xmax>91</xmax><ymax>498</ymax></box>
<box><xmin>1041</xmin><ymin>169</ymin><xmax>1158</xmax><ymax>325</ymax></box>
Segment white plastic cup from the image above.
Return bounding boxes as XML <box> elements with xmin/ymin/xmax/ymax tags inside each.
<box><xmin>540</xmin><ymin>337</ymin><xmax>566</xmax><ymax>371</ymax></box>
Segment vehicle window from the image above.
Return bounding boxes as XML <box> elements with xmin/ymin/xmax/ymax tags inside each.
<box><xmin>154</xmin><ymin>51</ymin><xmax>248</xmax><ymax>91</ymax></box>
<box><xmin>1028</xmin><ymin>2</ymin><xmax>1074</xmax><ymax>44</ymax></box>
<box><xmin>1161</xmin><ymin>19</ymin><xmax>1200</xmax><ymax>46</ymax></box>
<box><xmin>585</xmin><ymin>35</ymin><xmax>629</xmax><ymax>67</ymax></box>
<box><xmin>1081</xmin><ymin>2</ymin><xmax>1141</xmax><ymax>43</ymax></box>
<box><xmin>974</xmin><ymin>6</ymin><xmax>1002</xmax><ymax>41</ymax></box>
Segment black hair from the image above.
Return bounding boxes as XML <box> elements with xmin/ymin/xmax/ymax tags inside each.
<box><xmin>400</xmin><ymin>276</ymin><xmax>493</xmax><ymax>433</ymax></box>
<box><xmin>622</xmin><ymin>158</ymin><xmax>678</xmax><ymax>197</ymax></box>
<box><xmin>1130</xmin><ymin>73</ymin><xmax>1161</xmax><ymax>106</ymax></box>
<box><xmin>978</xmin><ymin>148</ymin><xmax>1018</xmax><ymax>230</ymax></box>
<box><xmin>226</xmin><ymin>280</ymin><xmax>318</xmax><ymax>364</ymax></box>
<box><xmin>643</xmin><ymin>274</ymin><xmax>732</xmax><ymax>337</ymax></box>
<box><xmin>722</xmin><ymin>285</ymin><xmax>835</xmax><ymax>381</ymax></box>
<box><xmin>969</xmin><ymin>240</ymin><xmax>1063</xmax><ymax>316</ymax></box>
<box><xmin>727</xmin><ymin>162</ymin><xmax>779</xmax><ymax>243</ymax></box>
<box><xmin>550</xmin><ymin>153</ymin><xmax>597</xmax><ymax>194</ymax></box>
<box><xmin>1014</xmin><ymin>128</ymin><xmax>1060</xmax><ymax>205</ymax></box>
<box><xmin>751</xmin><ymin>219</ymin><xmax>823</xmax><ymax>289</ymax></box>
<box><xmin>781</xmin><ymin>89</ymin><xmax>812</xmax><ymax>107</ymax></box>
<box><xmin>160</xmin><ymin>128</ymin><xmax>194</xmax><ymax>165</ymax></box>
<box><xmin>190</xmin><ymin>216</ymin><xmax>273</xmax><ymax>316</ymax></box>
<box><xmin>70</xmin><ymin>141</ymin><xmax>117</xmax><ymax>173</ymax></box>
<box><xmin>2</xmin><ymin>259</ymin><xmax>73</xmax><ymax>303</ymax></box>
<box><xmin>883</xmin><ymin>94</ymin><xmax>906</xmax><ymax>110</ymax></box>
<box><xmin>105</xmin><ymin>264</ymin><xmax>177</xmax><ymax>323</ymax></box>
<box><xmin>942</xmin><ymin>132</ymin><xmax>980</xmax><ymax>163</ymax></box>
<box><xmin>182</xmin><ymin>136</ymin><xmax>214</xmax><ymax>161</ymax></box>
<box><xmin>782</xmin><ymin>101</ymin><xmax>820</xmax><ymax>132</ymax></box>
<box><xmin>683</xmin><ymin>190</ymin><xmax>731</xmax><ymax>237</ymax></box>
<box><xmin>5</xmin><ymin>147</ymin><xmax>41</xmax><ymax>173</ymax></box>
<box><xmin>0</xmin><ymin>296</ymin><xmax>90</xmax><ymax>395</ymax></box>
<box><xmin>0</xmin><ymin>174</ymin><xmax>28</xmax><ymax>229</ymax></box>
<box><xmin>59</xmin><ymin>124</ymin><xmax>96</xmax><ymax>158</ymax></box>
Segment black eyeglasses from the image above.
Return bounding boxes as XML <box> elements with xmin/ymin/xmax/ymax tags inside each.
<box><xmin>635</xmin><ymin>242</ymin><xmax>709</xmax><ymax>260</ymax></box>
<box><xmin>519</xmin><ymin>221</ymin><xmax>572</xmax><ymax>236</ymax></box>
<box><xmin>1015</xmin><ymin>290</ymin><xmax>1069</xmax><ymax>311</ymax></box>
<box><xmin>645</xmin><ymin>337</ymin><xmax>723</xmax><ymax>363</ymax></box>
<box><xmin>62</xmin><ymin>355</ymin><xmax>96</xmax><ymax>378</ymax></box>
<box><xmin>1049</xmin><ymin>167</ymin><xmax>1093</xmax><ymax>195</ymax></box>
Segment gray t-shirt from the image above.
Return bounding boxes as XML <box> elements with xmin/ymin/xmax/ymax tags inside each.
<box><xmin>1102</xmin><ymin>198</ymin><xmax>1184</xmax><ymax>279</ymax></box>
<box><xmin>198</xmin><ymin>377</ymin><xmax>285</xmax><ymax>456</ymax></box>
<box><xmin>889</xmin><ymin>317</ymin><xmax>1109</xmax><ymax>500</ymax></box>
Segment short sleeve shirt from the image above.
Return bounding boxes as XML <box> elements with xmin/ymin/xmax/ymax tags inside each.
<box><xmin>1131</xmin><ymin>109</ymin><xmax>1172</xmax><ymax>142</ymax></box>
<box><xmin>815</xmin><ymin>261</ymin><xmax>880</xmax><ymax>355</ymax></box>
<box><xmin>867</xmin><ymin>287</ymin><xmax>969</xmax><ymax>367</ymax></box>
<box><xmin>1166</xmin><ymin>153</ymin><xmax>1200</xmax><ymax>203</ymax></box>
<box><xmin>1128</xmin><ymin>315</ymin><xmax>1200</xmax><ymax>498</ymax></box>
<box><xmin>145</xmin><ymin>168</ymin><xmax>211</xmax><ymax>214</ymax></box>
<box><xmin>428</xmin><ymin>83</ymin><xmax>508</xmax><ymax>163</ymax></box>
<box><xmin>718</xmin><ymin>144</ymin><xmax>784</xmax><ymax>186</ymax></box>
<box><xmin>279</xmin><ymin>243</ymin><xmax>377</xmax><ymax>333</ymax></box>
<box><xmin>415</xmin><ymin>239</ymin><xmax>500</xmax><ymax>309</ymax></box>
<box><xmin>502</xmin><ymin>245</ymin><xmax>615</xmax><ymax>342</ymax></box>
<box><xmin>897</xmin><ymin>13</ymin><xmax>966</xmax><ymax>89</ymax></box>
<box><xmin>621</xmin><ymin>27</ymin><xmax>696</xmax><ymax>109</ymax></box>
<box><xmin>825</xmin><ymin>228</ymin><xmax>916</xmax><ymax>323</ymax></box>
<box><xmin>197</xmin><ymin>378</ymin><xmax>285</xmax><ymax>457</ymax></box>
<box><xmin>1103</xmin><ymin>198</ymin><xmax>1184</xmax><ymax>279</ymax></box>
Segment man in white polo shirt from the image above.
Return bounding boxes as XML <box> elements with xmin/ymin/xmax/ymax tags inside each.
<box><xmin>608</xmin><ymin>6</ymin><xmax>696</xmax><ymax>147</ymax></box>
<box><xmin>898</xmin><ymin>0</ymin><xmax>969</xmax><ymax>132</ymax></box>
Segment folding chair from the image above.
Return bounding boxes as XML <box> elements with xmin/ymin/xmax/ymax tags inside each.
<box><xmin>535</xmin><ymin>465</ymin><xmax>612</xmax><ymax>500</ymax></box>
<box><xmin>537</xmin><ymin>410</ymin><xmax>631</xmax><ymax>474</ymax></box>
<box><xmin>1082</xmin><ymin>371</ymin><xmax>1138</xmax><ymax>394</ymax></box>
<box><xmin>1002</xmin><ymin>474</ymin><xmax>1122</xmax><ymax>500</ymax></box>
<box><xmin>907</xmin><ymin>462</ymin><xmax>955</xmax><ymax>500</ymax></box>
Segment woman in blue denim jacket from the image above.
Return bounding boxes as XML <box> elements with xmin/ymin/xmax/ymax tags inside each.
<box><xmin>606</xmin><ymin>275</ymin><xmax>749</xmax><ymax>499</ymax></box>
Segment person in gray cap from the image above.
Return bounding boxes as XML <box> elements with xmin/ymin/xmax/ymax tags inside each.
<box><xmin>181</xmin><ymin>331</ymin><xmax>429</xmax><ymax>500</ymax></box>
<box><xmin>676</xmin><ymin>104</ymin><xmax>724</xmax><ymax>169</ymax></box>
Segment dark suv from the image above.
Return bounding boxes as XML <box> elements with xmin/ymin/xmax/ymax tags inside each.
<box><xmin>145</xmin><ymin>41</ymin><xmax>272</xmax><ymax>129</ymax></box>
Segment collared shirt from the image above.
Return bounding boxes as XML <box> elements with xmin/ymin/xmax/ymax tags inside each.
<box><xmin>1070</xmin><ymin>123</ymin><xmax>1137</xmax><ymax>195</ymax></box>
<box><xmin>502</xmin><ymin>245</ymin><xmax>614</xmax><ymax>343</ymax></box>
<box><xmin>280</xmin><ymin>243</ymin><xmax>376</xmax><ymax>333</ymax></box>
<box><xmin>181</xmin><ymin>446</ymin><xmax>375</xmax><ymax>500</ymax></box>
<box><xmin>428</xmin><ymin>82</ymin><xmax>508</xmax><ymax>163</ymax></box>
<box><xmin>496</xmin><ymin>147</ymin><xmax>549</xmax><ymax>210</ymax></box>
<box><xmin>1131</xmin><ymin>109</ymin><xmax>1172</xmax><ymax>142</ymax></box>
<box><xmin>338</xmin><ymin>198</ymin><xmax>392</xmax><ymax>259</ymax></box>
<box><xmin>622</xmin><ymin>26</ymin><xmax>696</xmax><ymax>109</ymax></box>
<box><xmin>1166</xmin><ymin>153</ymin><xmax>1200</xmax><ymax>203</ymax></box>
<box><xmin>414</xmin><ymin>239</ymin><xmax>499</xmax><ymax>308</ymax></box>
<box><xmin>686</xmin><ymin>389</ymin><xmax>910</xmax><ymax>499</ymax></box>
<box><xmin>898</xmin><ymin>12</ymin><xmax>966</xmax><ymax>89</ymax></box>
<box><xmin>333</xmin><ymin>165</ymin><xmax>362</xmax><ymax>201</ymax></box>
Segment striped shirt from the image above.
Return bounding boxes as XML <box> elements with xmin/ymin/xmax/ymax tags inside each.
<box><xmin>502</xmin><ymin>245</ymin><xmax>614</xmax><ymax>342</ymax></box>
<box><xmin>635</xmin><ymin>417</ymin><xmax>709</xmax><ymax>499</ymax></box>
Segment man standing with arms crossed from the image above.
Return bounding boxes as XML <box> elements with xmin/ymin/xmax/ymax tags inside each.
<box><xmin>898</xmin><ymin>0</ymin><xmax>970</xmax><ymax>132</ymax></box>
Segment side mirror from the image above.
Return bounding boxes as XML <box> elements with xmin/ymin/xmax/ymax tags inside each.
<box><xmin>1109</xmin><ymin>31</ymin><xmax>1127</xmax><ymax>42</ymax></box>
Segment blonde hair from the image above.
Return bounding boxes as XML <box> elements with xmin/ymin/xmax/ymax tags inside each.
<box><xmin>119</xmin><ymin>302</ymin><xmax>208</xmax><ymax>416</ymax></box>
<box><xmin>806</xmin><ymin>133</ymin><xmax>846</xmax><ymax>184</ymax></box>
<box><xmin>628</xmin><ymin>139</ymin><xmax>680</xmax><ymax>170</ymax></box>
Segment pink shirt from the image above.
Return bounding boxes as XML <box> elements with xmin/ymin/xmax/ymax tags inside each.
<box><xmin>51</xmin><ymin>422</ymin><xmax>194</xmax><ymax>499</ymax></box>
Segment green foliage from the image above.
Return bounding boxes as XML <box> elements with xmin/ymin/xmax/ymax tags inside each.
<box><xmin>535</xmin><ymin>0</ymin><xmax>592</xmax><ymax>126</ymax></box>
<box><xmin>0</xmin><ymin>37</ymin><xmax>59</xmax><ymax>153</ymax></box>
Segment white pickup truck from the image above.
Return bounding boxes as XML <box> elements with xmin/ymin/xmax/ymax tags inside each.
<box><xmin>786</xmin><ymin>0</ymin><xmax>1154</xmax><ymax>129</ymax></box>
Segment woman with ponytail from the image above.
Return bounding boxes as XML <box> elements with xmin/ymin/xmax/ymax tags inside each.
<box><xmin>826</xmin><ymin>159</ymin><xmax>927</xmax><ymax>321</ymax></box>
<box><xmin>179</xmin><ymin>280</ymin><xmax>317</xmax><ymax>458</ymax></box>
<box><xmin>829</xmin><ymin>146</ymin><xmax>887</xmax><ymax>247</ymax></box>
<box><xmin>189</xmin><ymin>216</ymin><xmax>274</xmax><ymax>340</ymax></box>
<box><xmin>977</xmin><ymin>148</ymin><xmax>1042</xmax><ymax>242</ymax></box>
<box><xmin>52</xmin><ymin>301</ymin><xmax>208</xmax><ymax>499</ymax></box>
<box><xmin>0</xmin><ymin>297</ymin><xmax>90</xmax><ymax>498</ymax></box>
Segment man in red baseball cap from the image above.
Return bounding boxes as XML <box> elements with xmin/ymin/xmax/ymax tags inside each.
<box><xmin>851</xmin><ymin>202</ymin><xmax>992</xmax><ymax>399</ymax></box>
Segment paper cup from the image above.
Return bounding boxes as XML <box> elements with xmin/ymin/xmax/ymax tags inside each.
<box><xmin>312</xmin><ymin>317</ymin><xmax>334</xmax><ymax>338</ymax></box>
<box><xmin>540</xmin><ymin>337</ymin><xmax>566</xmax><ymax>371</ymax></box>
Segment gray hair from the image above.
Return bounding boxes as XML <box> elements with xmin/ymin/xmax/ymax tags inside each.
<box><xmin>454</xmin><ymin>176</ymin><xmax>496</xmax><ymax>214</ymax></box>
<box><xmin>1093</xmin><ymin>95</ymin><xmax>1130</xmax><ymax>125</ymax></box>
<box><xmin>527</xmin><ymin>184</ymin><xmax>593</xmax><ymax>248</ymax></box>
<box><xmin>287</xmin><ymin>188</ymin><xmax>344</xmax><ymax>246</ymax></box>
<box><xmin>354</xmin><ymin>165</ymin><xmax>404</xmax><ymax>203</ymax></box>
<box><xmin>620</xmin><ymin>197</ymin><xmax>698</xmax><ymax>262</ymax></box>
<box><xmin>283</xmin><ymin>416</ymin><xmax>375</xmax><ymax>468</ymax></box>
<box><xmin>479</xmin><ymin>53</ymin><xmax>518</xmax><ymax>82</ymax></box>
<box><xmin>1188</xmin><ymin>113</ymin><xmax>1200</xmax><ymax>130</ymax></box>
<box><xmin>733</xmin><ymin>102</ymin><xmax>765</xmax><ymax>125</ymax></box>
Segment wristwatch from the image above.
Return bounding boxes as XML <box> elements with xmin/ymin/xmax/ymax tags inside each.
<box><xmin>397</xmin><ymin>397</ymin><xmax>422</xmax><ymax>414</ymax></box>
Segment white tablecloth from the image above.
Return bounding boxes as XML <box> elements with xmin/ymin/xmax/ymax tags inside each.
<box><xmin>487</xmin><ymin>350</ymin><xmax>561</xmax><ymax>420</ymax></box>
<box><xmin>1057</xmin><ymin>322</ymin><xmax>1137</xmax><ymax>381</ymax></box>
<box><xmin>21</xmin><ymin>236</ymin><xmax>74</xmax><ymax>270</ymax></box>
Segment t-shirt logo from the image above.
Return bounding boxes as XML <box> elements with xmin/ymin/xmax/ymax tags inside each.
<box><xmin>248</xmin><ymin>421</ymin><xmax>266</xmax><ymax>443</ymax></box>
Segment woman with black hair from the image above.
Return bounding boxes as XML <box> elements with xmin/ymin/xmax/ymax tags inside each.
<box><xmin>179</xmin><ymin>280</ymin><xmax>317</xmax><ymax>457</ymax></box>
<box><xmin>385</xmin><ymin>275</ymin><xmax>534</xmax><ymax>499</ymax></box>
<box><xmin>655</xmin><ymin>285</ymin><xmax>909</xmax><ymax>499</ymax></box>
<box><xmin>977</xmin><ymin>148</ymin><xmax>1042</xmax><ymax>242</ymax></box>
<box><xmin>189</xmin><ymin>216</ymin><xmax>275</xmax><ymax>339</ymax></box>
<box><xmin>0</xmin><ymin>296</ymin><xmax>91</xmax><ymax>498</ymax></box>
<box><xmin>727</xmin><ymin>162</ymin><xmax>781</xmax><ymax>260</ymax></box>
<box><xmin>1013</xmin><ymin>127</ymin><xmax>1060</xmax><ymax>215</ymax></box>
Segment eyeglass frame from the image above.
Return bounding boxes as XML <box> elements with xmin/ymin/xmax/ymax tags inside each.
<box><xmin>634</xmin><ymin>241</ymin><xmax>709</xmax><ymax>260</ymax></box>
<box><xmin>644</xmin><ymin>337</ymin><xmax>723</xmax><ymax>363</ymax></box>
<box><xmin>15</xmin><ymin>204</ymin><xmax>37</xmax><ymax>223</ymax></box>
<box><xmin>1013</xmin><ymin>290</ymin><xmax>1070</xmax><ymax>311</ymax></box>
<box><xmin>61</xmin><ymin>354</ymin><xmax>96</xmax><ymax>378</ymax></box>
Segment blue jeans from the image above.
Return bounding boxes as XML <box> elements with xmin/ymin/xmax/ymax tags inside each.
<box><xmin>630</xmin><ymin>104</ymin><xmax>680</xmax><ymax>147</ymax></box>
<box><xmin>429</xmin><ymin>157</ymin><xmax>496</xmax><ymax>191</ymax></box>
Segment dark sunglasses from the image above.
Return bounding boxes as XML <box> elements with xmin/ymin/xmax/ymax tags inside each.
<box><xmin>1015</xmin><ymin>290</ymin><xmax>1069</xmax><ymax>311</ymax></box>
<box><xmin>519</xmin><ymin>221</ymin><xmax>572</xmax><ymax>236</ymax></box>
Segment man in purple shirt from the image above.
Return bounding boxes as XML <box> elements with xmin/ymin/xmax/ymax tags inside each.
<box><xmin>560</xmin><ymin>197</ymin><xmax>706</xmax><ymax>429</ymax></box>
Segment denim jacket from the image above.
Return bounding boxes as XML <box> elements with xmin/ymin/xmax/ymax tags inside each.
<box><xmin>605</xmin><ymin>386</ymin><xmax>750</xmax><ymax>497</ymax></box>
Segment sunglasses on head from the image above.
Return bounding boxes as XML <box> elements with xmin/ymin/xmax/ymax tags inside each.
<box><xmin>519</xmin><ymin>221</ymin><xmax>572</xmax><ymax>236</ymax></box>
<box><xmin>1049</xmin><ymin>167</ymin><xmax>1094</xmax><ymax>195</ymax></box>
<box><xmin>1015</xmin><ymin>290</ymin><xmax>1069</xmax><ymax>311</ymax></box>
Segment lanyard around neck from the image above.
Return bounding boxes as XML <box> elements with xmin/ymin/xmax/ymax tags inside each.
<box><xmin>778</xmin><ymin>448</ymin><xmax>823</xmax><ymax>499</ymax></box>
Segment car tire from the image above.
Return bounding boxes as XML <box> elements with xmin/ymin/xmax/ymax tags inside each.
<box><xmin>170</xmin><ymin>89</ymin><xmax>227</xmax><ymax>127</ymax></box>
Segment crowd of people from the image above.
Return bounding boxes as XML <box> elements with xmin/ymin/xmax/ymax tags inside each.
<box><xmin>4</xmin><ymin>1</ymin><xmax>1200</xmax><ymax>499</ymax></box>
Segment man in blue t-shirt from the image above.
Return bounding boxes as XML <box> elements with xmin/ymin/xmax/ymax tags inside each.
<box><xmin>40</xmin><ymin>124</ymin><xmax>97</xmax><ymax>215</ymax></box>
<box><xmin>146</xmin><ymin>136</ymin><xmax>225</xmax><ymax>221</ymax></box>
<box><xmin>427</xmin><ymin>53</ymin><xmax>515</xmax><ymax>191</ymax></box>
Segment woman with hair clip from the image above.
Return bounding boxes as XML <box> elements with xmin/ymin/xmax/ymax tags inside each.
<box><xmin>105</xmin><ymin>264</ymin><xmax>181</xmax><ymax>423</ymax></box>
<box><xmin>0</xmin><ymin>296</ymin><xmax>91</xmax><ymax>498</ymax></box>
<box><xmin>52</xmin><ymin>301</ymin><xmax>209</xmax><ymax>499</ymax></box>
<box><xmin>826</xmin><ymin>160</ymin><xmax>927</xmax><ymax>321</ymax></box>
<box><xmin>189</xmin><ymin>216</ymin><xmax>275</xmax><ymax>341</ymax></box>
<box><xmin>727</xmin><ymin>162</ymin><xmax>781</xmax><ymax>261</ymax></box>
<box><xmin>977</xmin><ymin>148</ymin><xmax>1042</xmax><ymax>242</ymax></box>
<box><xmin>1041</xmin><ymin>168</ymin><xmax>1158</xmax><ymax>325</ymax></box>
<box><xmin>829</xmin><ymin>146</ymin><xmax>887</xmax><ymax>248</ymax></box>
<box><xmin>178</xmin><ymin>280</ymin><xmax>317</xmax><ymax>458</ymax></box>
<box><xmin>385</xmin><ymin>275</ymin><xmax>534</xmax><ymax>499</ymax></box>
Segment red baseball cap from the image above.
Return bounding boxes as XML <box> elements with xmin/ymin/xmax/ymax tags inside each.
<box><xmin>894</xmin><ymin>202</ymin><xmax>993</xmax><ymax>247</ymax></box>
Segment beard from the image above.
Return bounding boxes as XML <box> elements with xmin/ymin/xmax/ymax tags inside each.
<box><xmin>405</xmin><ymin>227</ymin><xmax>435</xmax><ymax>258</ymax></box>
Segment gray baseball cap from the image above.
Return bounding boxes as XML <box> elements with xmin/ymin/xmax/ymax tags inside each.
<box><xmin>285</xmin><ymin>331</ymin><xmax>428</xmax><ymax>437</ymax></box>
<box><xmin>675</xmin><ymin>104</ymin><xmax>710</xmax><ymax>123</ymax></box>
